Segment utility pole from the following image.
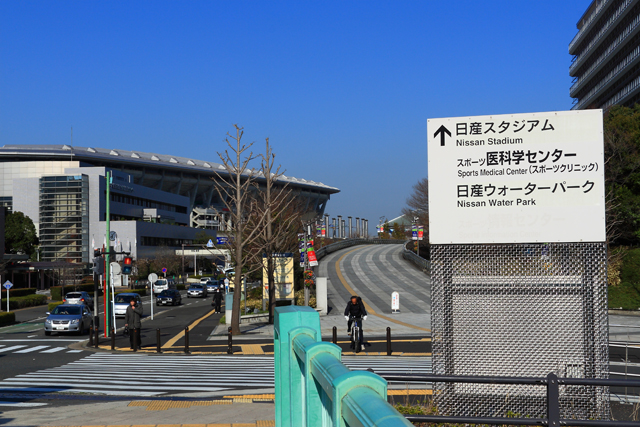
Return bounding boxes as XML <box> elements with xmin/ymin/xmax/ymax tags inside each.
<box><xmin>182</xmin><ymin>243</ymin><xmax>185</xmax><ymax>285</ymax></box>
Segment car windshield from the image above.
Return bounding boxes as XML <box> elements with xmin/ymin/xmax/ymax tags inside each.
<box><xmin>191</xmin><ymin>285</ymin><xmax>202</xmax><ymax>289</ymax></box>
<box><xmin>52</xmin><ymin>306</ymin><xmax>81</xmax><ymax>315</ymax></box>
<box><xmin>115</xmin><ymin>295</ymin><xmax>134</xmax><ymax>303</ymax></box>
<box><xmin>159</xmin><ymin>291</ymin><xmax>171</xmax><ymax>296</ymax></box>
<box><xmin>65</xmin><ymin>293</ymin><xmax>82</xmax><ymax>299</ymax></box>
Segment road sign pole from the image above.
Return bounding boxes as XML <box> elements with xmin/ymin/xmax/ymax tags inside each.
<box><xmin>148</xmin><ymin>273</ymin><xmax>158</xmax><ymax>321</ymax></box>
<box><xmin>6</xmin><ymin>287</ymin><xmax>9</xmax><ymax>312</ymax></box>
<box><xmin>105</xmin><ymin>171</ymin><xmax>111</xmax><ymax>337</ymax></box>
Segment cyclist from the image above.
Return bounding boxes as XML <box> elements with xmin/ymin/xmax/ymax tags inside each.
<box><xmin>344</xmin><ymin>295</ymin><xmax>367</xmax><ymax>351</ymax></box>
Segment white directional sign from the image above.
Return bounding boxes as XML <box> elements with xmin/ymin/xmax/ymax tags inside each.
<box><xmin>428</xmin><ymin>110</ymin><xmax>605</xmax><ymax>244</ymax></box>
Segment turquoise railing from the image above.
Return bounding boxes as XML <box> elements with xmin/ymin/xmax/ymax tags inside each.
<box><xmin>274</xmin><ymin>306</ymin><xmax>412</xmax><ymax>427</ymax></box>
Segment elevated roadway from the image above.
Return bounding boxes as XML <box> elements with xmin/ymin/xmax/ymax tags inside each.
<box><xmin>318</xmin><ymin>244</ymin><xmax>431</xmax><ymax>335</ymax></box>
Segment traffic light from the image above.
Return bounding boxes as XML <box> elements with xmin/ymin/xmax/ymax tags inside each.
<box><xmin>123</xmin><ymin>257</ymin><xmax>133</xmax><ymax>275</ymax></box>
<box><xmin>93</xmin><ymin>248</ymin><xmax>102</xmax><ymax>257</ymax></box>
<box><xmin>92</xmin><ymin>256</ymin><xmax>104</xmax><ymax>275</ymax></box>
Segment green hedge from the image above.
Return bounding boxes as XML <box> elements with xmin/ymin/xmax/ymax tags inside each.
<box><xmin>48</xmin><ymin>301</ymin><xmax>64</xmax><ymax>311</ymax></box>
<box><xmin>0</xmin><ymin>294</ymin><xmax>48</xmax><ymax>310</ymax></box>
<box><xmin>0</xmin><ymin>312</ymin><xmax>15</xmax><ymax>327</ymax></box>
<box><xmin>176</xmin><ymin>284</ymin><xmax>186</xmax><ymax>291</ymax></box>
<box><xmin>5</xmin><ymin>288</ymin><xmax>37</xmax><ymax>298</ymax></box>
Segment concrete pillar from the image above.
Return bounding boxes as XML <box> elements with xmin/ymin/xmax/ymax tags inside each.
<box><xmin>341</xmin><ymin>220</ymin><xmax>345</xmax><ymax>239</ymax></box>
<box><xmin>332</xmin><ymin>218</ymin><xmax>336</xmax><ymax>239</ymax></box>
<box><xmin>355</xmin><ymin>218</ymin><xmax>360</xmax><ymax>238</ymax></box>
<box><xmin>337</xmin><ymin>216</ymin><xmax>342</xmax><ymax>238</ymax></box>
<box><xmin>348</xmin><ymin>217</ymin><xmax>352</xmax><ymax>238</ymax></box>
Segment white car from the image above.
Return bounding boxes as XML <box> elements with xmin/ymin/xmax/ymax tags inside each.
<box><xmin>200</xmin><ymin>277</ymin><xmax>213</xmax><ymax>285</ymax></box>
<box><xmin>113</xmin><ymin>293</ymin><xmax>142</xmax><ymax>317</ymax></box>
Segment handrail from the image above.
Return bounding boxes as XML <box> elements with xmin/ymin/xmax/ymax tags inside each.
<box><xmin>315</xmin><ymin>238</ymin><xmax>406</xmax><ymax>261</ymax></box>
<box><xmin>275</xmin><ymin>306</ymin><xmax>412</xmax><ymax>427</ymax></box>
<box><xmin>381</xmin><ymin>372</ymin><xmax>640</xmax><ymax>426</ymax></box>
<box><xmin>402</xmin><ymin>241</ymin><xmax>430</xmax><ymax>273</ymax></box>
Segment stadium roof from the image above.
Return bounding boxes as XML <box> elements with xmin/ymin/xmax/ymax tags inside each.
<box><xmin>0</xmin><ymin>144</ymin><xmax>339</xmax><ymax>194</ymax></box>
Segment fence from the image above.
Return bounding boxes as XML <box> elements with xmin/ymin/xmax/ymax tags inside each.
<box><xmin>381</xmin><ymin>372</ymin><xmax>640</xmax><ymax>426</ymax></box>
<box><xmin>401</xmin><ymin>240</ymin><xmax>430</xmax><ymax>273</ymax></box>
<box><xmin>274</xmin><ymin>306</ymin><xmax>412</xmax><ymax>427</ymax></box>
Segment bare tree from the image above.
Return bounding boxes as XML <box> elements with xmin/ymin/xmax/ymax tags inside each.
<box><xmin>214</xmin><ymin>125</ymin><xmax>265</xmax><ymax>335</ymax></box>
<box><xmin>255</xmin><ymin>138</ymin><xmax>301</xmax><ymax>324</ymax></box>
<box><xmin>401</xmin><ymin>177</ymin><xmax>429</xmax><ymax>238</ymax></box>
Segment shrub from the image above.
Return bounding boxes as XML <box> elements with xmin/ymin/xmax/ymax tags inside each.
<box><xmin>48</xmin><ymin>301</ymin><xmax>64</xmax><ymax>311</ymax></box>
<box><xmin>0</xmin><ymin>294</ymin><xmax>47</xmax><ymax>310</ymax></box>
<box><xmin>115</xmin><ymin>289</ymin><xmax>147</xmax><ymax>297</ymax></box>
<box><xmin>620</xmin><ymin>248</ymin><xmax>640</xmax><ymax>284</ymax></box>
<box><xmin>0</xmin><ymin>312</ymin><xmax>15</xmax><ymax>326</ymax></box>
<box><xmin>7</xmin><ymin>288</ymin><xmax>37</xmax><ymax>298</ymax></box>
<box><xmin>609</xmin><ymin>282</ymin><xmax>640</xmax><ymax>310</ymax></box>
<box><xmin>294</xmin><ymin>290</ymin><xmax>316</xmax><ymax>308</ymax></box>
<box><xmin>176</xmin><ymin>284</ymin><xmax>186</xmax><ymax>291</ymax></box>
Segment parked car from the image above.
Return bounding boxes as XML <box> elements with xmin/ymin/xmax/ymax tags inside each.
<box><xmin>113</xmin><ymin>293</ymin><xmax>143</xmax><ymax>317</ymax></box>
<box><xmin>44</xmin><ymin>304</ymin><xmax>93</xmax><ymax>336</ymax></box>
<box><xmin>206</xmin><ymin>280</ymin><xmax>220</xmax><ymax>293</ymax></box>
<box><xmin>187</xmin><ymin>284</ymin><xmax>207</xmax><ymax>298</ymax></box>
<box><xmin>63</xmin><ymin>291</ymin><xmax>94</xmax><ymax>310</ymax></box>
<box><xmin>156</xmin><ymin>289</ymin><xmax>182</xmax><ymax>306</ymax></box>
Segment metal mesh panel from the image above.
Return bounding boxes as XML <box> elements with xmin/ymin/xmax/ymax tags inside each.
<box><xmin>430</xmin><ymin>242</ymin><xmax>609</xmax><ymax>420</ymax></box>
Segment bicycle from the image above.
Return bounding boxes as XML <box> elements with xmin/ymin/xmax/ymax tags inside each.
<box><xmin>349</xmin><ymin>316</ymin><xmax>363</xmax><ymax>353</ymax></box>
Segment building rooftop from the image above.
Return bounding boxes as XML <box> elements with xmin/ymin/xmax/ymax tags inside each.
<box><xmin>0</xmin><ymin>144</ymin><xmax>339</xmax><ymax>194</ymax></box>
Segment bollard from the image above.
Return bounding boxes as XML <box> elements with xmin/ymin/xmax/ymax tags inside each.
<box><xmin>89</xmin><ymin>325</ymin><xmax>94</xmax><ymax>346</ymax></box>
<box><xmin>227</xmin><ymin>327</ymin><xmax>233</xmax><ymax>354</ymax></box>
<box><xmin>94</xmin><ymin>316</ymin><xmax>100</xmax><ymax>348</ymax></box>
<box><xmin>332</xmin><ymin>326</ymin><xmax>337</xmax><ymax>344</ymax></box>
<box><xmin>133</xmin><ymin>328</ymin><xmax>138</xmax><ymax>352</ymax></box>
<box><xmin>111</xmin><ymin>327</ymin><xmax>115</xmax><ymax>350</ymax></box>
<box><xmin>386</xmin><ymin>327</ymin><xmax>392</xmax><ymax>356</ymax></box>
<box><xmin>184</xmin><ymin>326</ymin><xmax>190</xmax><ymax>354</ymax></box>
<box><xmin>156</xmin><ymin>329</ymin><xmax>162</xmax><ymax>353</ymax></box>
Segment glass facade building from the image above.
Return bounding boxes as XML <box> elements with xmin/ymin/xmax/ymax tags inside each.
<box><xmin>39</xmin><ymin>175</ymin><xmax>89</xmax><ymax>263</ymax></box>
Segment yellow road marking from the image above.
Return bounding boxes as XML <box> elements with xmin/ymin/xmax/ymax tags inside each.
<box><xmin>335</xmin><ymin>247</ymin><xmax>431</xmax><ymax>332</ymax></box>
<box><xmin>240</xmin><ymin>344</ymin><xmax>265</xmax><ymax>355</ymax></box>
<box><xmin>162</xmin><ymin>309</ymin><xmax>218</xmax><ymax>348</ymax></box>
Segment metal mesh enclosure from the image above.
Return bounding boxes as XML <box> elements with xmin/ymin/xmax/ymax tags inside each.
<box><xmin>430</xmin><ymin>242</ymin><xmax>609</xmax><ymax>420</ymax></box>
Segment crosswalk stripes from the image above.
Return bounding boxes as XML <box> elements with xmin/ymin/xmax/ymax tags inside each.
<box><xmin>0</xmin><ymin>353</ymin><xmax>432</xmax><ymax>396</ymax></box>
<box><xmin>0</xmin><ymin>344</ymin><xmax>83</xmax><ymax>354</ymax></box>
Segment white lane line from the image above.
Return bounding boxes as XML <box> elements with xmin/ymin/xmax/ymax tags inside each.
<box><xmin>66</xmin><ymin>350</ymin><xmax>83</xmax><ymax>353</ymax></box>
<box><xmin>27</xmin><ymin>335</ymin><xmax>37</xmax><ymax>338</ymax></box>
<box><xmin>0</xmin><ymin>401</ymin><xmax>48</xmax><ymax>407</ymax></box>
<box><xmin>40</xmin><ymin>347</ymin><xmax>66</xmax><ymax>353</ymax></box>
<box><xmin>0</xmin><ymin>387</ymin><xmax>163</xmax><ymax>396</ymax></box>
<box><xmin>0</xmin><ymin>345</ymin><xmax>28</xmax><ymax>353</ymax></box>
<box><xmin>14</xmin><ymin>346</ymin><xmax>49</xmax><ymax>354</ymax></box>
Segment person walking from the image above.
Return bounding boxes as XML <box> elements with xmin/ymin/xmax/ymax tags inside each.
<box><xmin>212</xmin><ymin>287</ymin><xmax>222</xmax><ymax>313</ymax></box>
<box><xmin>124</xmin><ymin>298</ymin><xmax>143</xmax><ymax>350</ymax></box>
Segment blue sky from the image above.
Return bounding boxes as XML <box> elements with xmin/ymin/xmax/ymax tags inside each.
<box><xmin>1</xmin><ymin>1</ymin><xmax>589</xmax><ymax>232</ymax></box>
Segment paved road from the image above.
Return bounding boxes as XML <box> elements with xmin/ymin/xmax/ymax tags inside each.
<box><xmin>319</xmin><ymin>244</ymin><xmax>431</xmax><ymax>334</ymax></box>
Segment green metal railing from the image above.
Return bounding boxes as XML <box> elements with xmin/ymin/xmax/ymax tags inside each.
<box><xmin>274</xmin><ymin>306</ymin><xmax>412</xmax><ymax>427</ymax></box>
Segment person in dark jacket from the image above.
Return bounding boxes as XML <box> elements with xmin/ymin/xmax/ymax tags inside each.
<box><xmin>124</xmin><ymin>299</ymin><xmax>143</xmax><ymax>350</ymax></box>
<box><xmin>212</xmin><ymin>288</ymin><xmax>222</xmax><ymax>313</ymax></box>
<box><xmin>344</xmin><ymin>295</ymin><xmax>367</xmax><ymax>350</ymax></box>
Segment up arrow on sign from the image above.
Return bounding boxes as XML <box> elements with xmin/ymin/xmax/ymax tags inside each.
<box><xmin>433</xmin><ymin>125</ymin><xmax>451</xmax><ymax>146</ymax></box>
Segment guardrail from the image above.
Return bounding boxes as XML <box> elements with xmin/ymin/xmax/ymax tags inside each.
<box><xmin>315</xmin><ymin>238</ymin><xmax>406</xmax><ymax>260</ymax></box>
<box><xmin>402</xmin><ymin>241</ymin><xmax>430</xmax><ymax>273</ymax></box>
<box><xmin>275</xmin><ymin>306</ymin><xmax>412</xmax><ymax>427</ymax></box>
<box><xmin>381</xmin><ymin>372</ymin><xmax>640</xmax><ymax>426</ymax></box>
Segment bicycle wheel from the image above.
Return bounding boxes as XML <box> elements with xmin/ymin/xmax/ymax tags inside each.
<box><xmin>354</xmin><ymin>327</ymin><xmax>361</xmax><ymax>353</ymax></box>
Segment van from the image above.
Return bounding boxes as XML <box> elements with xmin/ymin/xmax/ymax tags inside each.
<box><xmin>153</xmin><ymin>279</ymin><xmax>176</xmax><ymax>295</ymax></box>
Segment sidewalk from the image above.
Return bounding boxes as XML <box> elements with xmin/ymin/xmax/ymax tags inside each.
<box><xmin>1</xmin><ymin>395</ymin><xmax>275</xmax><ymax>427</ymax></box>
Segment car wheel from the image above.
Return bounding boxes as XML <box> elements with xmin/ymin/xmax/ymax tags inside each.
<box><xmin>44</xmin><ymin>331</ymin><xmax>51</xmax><ymax>336</ymax></box>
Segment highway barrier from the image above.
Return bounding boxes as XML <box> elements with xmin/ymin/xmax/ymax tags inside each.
<box><xmin>275</xmin><ymin>306</ymin><xmax>412</xmax><ymax>427</ymax></box>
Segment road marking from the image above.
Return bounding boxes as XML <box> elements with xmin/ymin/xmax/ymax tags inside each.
<box><xmin>14</xmin><ymin>345</ymin><xmax>49</xmax><ymax>353</ymax></box>
<box><xmin>0</xmin><ymin>339</ymin><xmax>85</xmax><ymax>342</ymax></box>
<box><xmin>162</xmin><ymin>309</ymin><xmax>217</xmax><ymax>349</ymax></box>
<box><xmin>67</xmin><ymin>349</ymin><xmax>84</xmax><ymax>353</ymax></box>
<box><xmin>40</xmin><ymin>347</ymin><xmax>66</xmax><ymax>353</ymax></box>
<box><xmin>241</xmin><ymin>344</ymin><xmax>265</xmax><ymax>355</ymax></box>
<box><xmin>335</xmin><ymin>247</ymin><xmax>431</xmax><ymax>333</ymax></box>
<box><xmin>0</xmin><ymin>345</ymin><xmax>28</xmax><ymax>353</ymax></box>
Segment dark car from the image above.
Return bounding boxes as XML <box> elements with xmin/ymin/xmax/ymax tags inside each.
<box><xmin>206</xmin><ymin>280</ymin><xmax>220</xmax><ymax>293</ymax></box>
<box><xmin>156</xmin><ymin>289</ymin><xmax>182</xmax><ymax>306</ymax></box>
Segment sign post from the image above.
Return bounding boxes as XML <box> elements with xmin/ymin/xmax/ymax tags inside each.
<box><xmin>148</xmin><ymin>273</ymin><xmax>158</xmax><ymax>320</ymax></box>
<box><xmin>3</xmin><ymin>281</ymin><xmax>13</xmax><ymax>312</ymax></box>
<box><xmin>427</xmin><ymin>109</ymin><xmax>608</xmax><ymax>419</ymax></box>
<box><xmin>391</xmin><ymin>291</ymin><xmax>399</xmax><ymax>314</ymax></box>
